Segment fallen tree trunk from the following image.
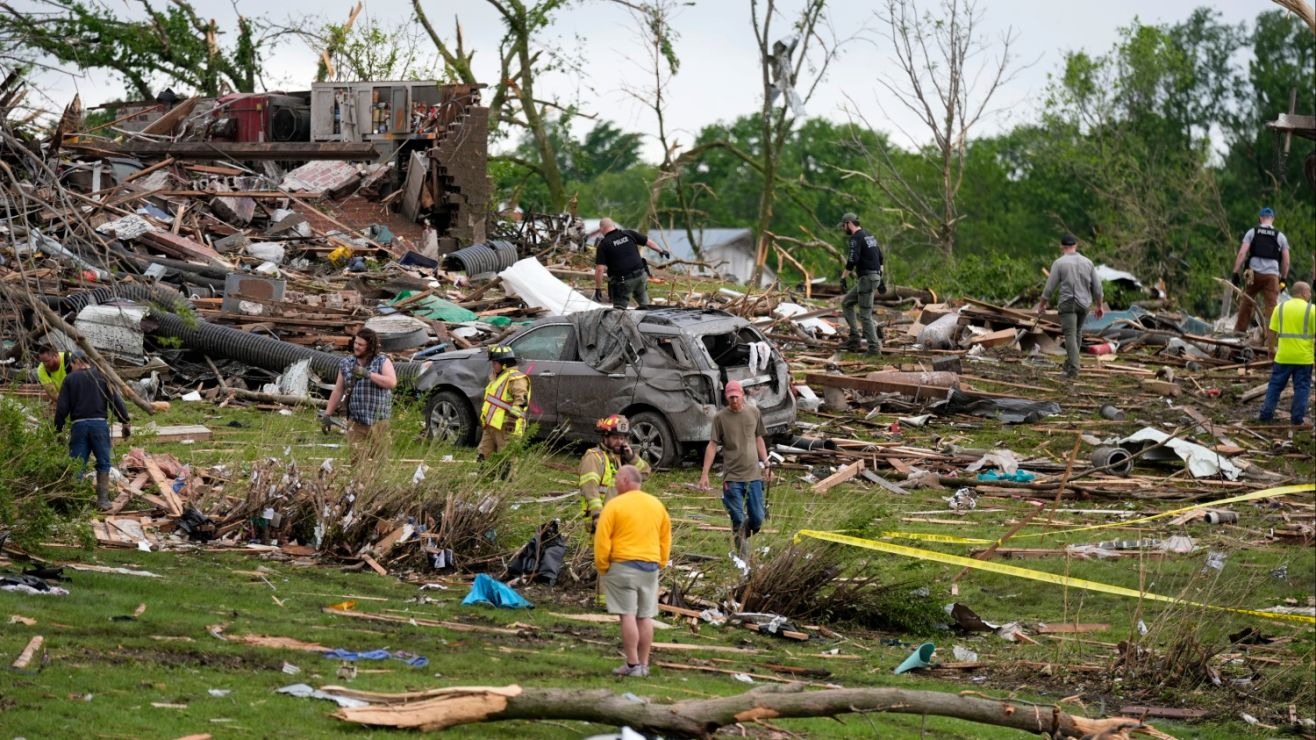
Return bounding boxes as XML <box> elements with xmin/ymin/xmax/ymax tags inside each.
<box><xmin>333</xmin><ymin>683</ymin><xmax>1168</xmax><ymax>738</ymax></box>
<box><xmin>2</xmin><ymin>283</ymin><xmax>156</xmax><ymax>415</ymax></box>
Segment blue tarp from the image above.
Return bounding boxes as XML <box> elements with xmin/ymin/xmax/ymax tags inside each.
<box><xmin>461</xmin><ymin>573</ymin><xmax>534</xmax><ymax>609</ymax></box>
<box><xmin>322</xmin><ymin>648</ymin><xmax>428</xmax><ymax>668</ymax></box>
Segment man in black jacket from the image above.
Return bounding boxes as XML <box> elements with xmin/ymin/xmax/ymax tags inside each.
<box><xmin>55</xmin><ymin>351</ymin><xmax>131</xmax><ymax>509</ymax></box>
<box><xmin>593</xmin><ymin>218</ymin><xmax>670</xmax><ymax>309</ymax></box>
<box><xmin>839</xmin><ymin>212</ymin><xmax>885</xmax><ymax>355</ymax></box>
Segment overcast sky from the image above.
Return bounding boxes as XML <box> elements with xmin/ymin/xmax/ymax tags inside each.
<box><xmin>18</xmin><ymin>0</ymin><xmax>1267</xmax><ymax>158</ymax></box>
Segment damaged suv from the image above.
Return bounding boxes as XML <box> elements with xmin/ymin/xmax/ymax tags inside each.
<box><xmin>415</xmin><ymin>307</ymin><xmax>795</xmax><ymax>467</ymax></box>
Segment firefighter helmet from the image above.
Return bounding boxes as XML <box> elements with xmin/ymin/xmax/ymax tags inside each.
<box><xmin>595</xmin><ymin>414</ymin><xmax>630</xmax><ymax>436</ymax></box>
<box><xmin>488</xmin><ymin>345</ymin><xmax>517</xmax><ymax>364</ymax></box>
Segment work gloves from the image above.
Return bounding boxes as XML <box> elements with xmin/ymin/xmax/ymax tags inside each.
<box><xmin>658</xmin><ymin>249</ymin><xmax>671</xmax><ymax>260</ymax></box>
<box><xmin>839</xmin><ymin>277</ymin><xmax>848</xmax><ymax>293</ymax></box>
<box><xmin>592</xmin><ymin>288</ymin><xmax>603</xmax><ymax>302</ymax></box>
<box><xmin>1230</xmin><ymin>272</ymin><xmax>1241</xmax><ymax>288</ymax></box>
<box><xmin>351</xmin><ymin>365</ymin><xmax>370</xmax><ymax>380</ymax></box>
<box><xmin>319</xmin><ymin>412</ymin><xmax>333</xmax><ymax>434</ymax></box>
<box><xmin>878</xmin><ymin>277</ymin><xmax>888</xmax><ymax>294</ymax></box>
<box><xmin>122</xmin><ymin>423</ymin><xmax>131</xmax><ymax>439</ymax></box>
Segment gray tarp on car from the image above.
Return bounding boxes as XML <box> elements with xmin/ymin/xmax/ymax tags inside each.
<box><xmin>569</xmin><ymin>308</ymin><xmax>646</xmax><ymax>375</ymax></box>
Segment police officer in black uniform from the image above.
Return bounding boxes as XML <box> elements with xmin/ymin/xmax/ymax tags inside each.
<box><xmin>1231</xmin><ymin>207</ymin><xmax>1291</xmax><ymax>338</ymax></box>
<box><xmin>839</xmin><ymin>212</ymin><xmax>885</xmax><ymax>354</ymax></box>
<box><xmin>593</xmin><ymin>218</ymin><xmax>670</xmax><ymax>309</ymax></box>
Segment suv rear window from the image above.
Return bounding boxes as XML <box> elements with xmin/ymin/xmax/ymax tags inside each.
<box><xmin>700</xmin><ymin>327</ymin><xmax>762</xmax><ymax>368</ymax></box>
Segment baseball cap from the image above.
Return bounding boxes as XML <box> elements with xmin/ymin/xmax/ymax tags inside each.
<box><xmin>1259</xmin><ymin>207</ymin><xmax>1274</xmax><ymax>217</ymax></box>
<box><xmin>838</xmin><ymin>212</ymin><xmax>859</xmax><ymax>226</ymax></box>
<box><xmin>1060</xmin><ymin>233</ymin><xmax>1077</xmax><ymax>246</ymax></box>
<box><xmin>724</xmin><ymin>380</ymin><xmax>745</xmax><ymax>398</ymax></box>
<box><xmin>70</xmin><ymin>349</ymin><xmax>88</xmax><ymax>363</ymax></box>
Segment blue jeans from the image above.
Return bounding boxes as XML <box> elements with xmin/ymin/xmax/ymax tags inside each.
<box><xmin>69</xmin><ymin>418</ymin><xmax>113</xmax><ymax>473</ymax></box>
<box><xmin>1259</xmin><ymin>364</ymin><xmax>1312</xmax><ymax>424</ymax></box>
<box><xmin>722</xmin><ymin>479</ymin><xmax>765</xmax><ymax>536</ymax></box>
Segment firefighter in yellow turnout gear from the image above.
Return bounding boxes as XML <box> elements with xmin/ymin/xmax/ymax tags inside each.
<box><xmin>579</xmin><ymin>415</ymin><xmax>651</xmax><ymax>531</ymax></box>
<box><xmin>477</xmin><ymin>346</ymin><xmax>531</xmax><ymax>466</ymax></box>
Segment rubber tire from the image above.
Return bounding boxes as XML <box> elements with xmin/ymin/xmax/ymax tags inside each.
<box><xmin>629</xmin><ymin>410</ymin><xmax>678</xmax><ymax>469</ymax></box>
<box><xmin>424</xmin><ymin>389</ymin><xmax>477</xmax><ymax>446</ymax></box>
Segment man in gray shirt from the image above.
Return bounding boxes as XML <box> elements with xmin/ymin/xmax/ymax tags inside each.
<box><xmin>1231</xmin><ymin>207</ymin><xmax>1290</xmax><ymax>340</ymax></box>
<box><xmin>1035</xmin><ymin>233</ymin><xmax>1105</xmax><ymax>379</ymax></box>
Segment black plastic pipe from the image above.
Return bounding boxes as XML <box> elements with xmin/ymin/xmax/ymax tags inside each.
<box><xmin>149</xmin><ymin>310</ymin><xmax>421</xmax><ymax>381</ymax></box>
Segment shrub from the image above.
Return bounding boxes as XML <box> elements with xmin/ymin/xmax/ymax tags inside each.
<box><xmin>0</xmin><ymin>397</ymin><xmax>88</xmax><ymax>551</ymax></box>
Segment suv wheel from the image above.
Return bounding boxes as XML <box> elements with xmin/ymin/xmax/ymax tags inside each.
<box><xmin>424</xmin><ymin>390</ymin><xmax>476</xmax><ymax>445</ymax></box>
<box><xmin>629</xmin><ymin>411</ymin><xmax>678</xmax><ymax>469</ymax></box>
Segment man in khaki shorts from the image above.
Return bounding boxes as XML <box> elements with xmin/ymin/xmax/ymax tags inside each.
<box><xmin>594</xmin><ymin>465</ymin><xmax>670</xmax><ymax>678</ymax></box>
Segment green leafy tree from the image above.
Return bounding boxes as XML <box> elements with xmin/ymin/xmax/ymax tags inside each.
<box><xmin>413</xmin><ymin>0</ymin><xmax>583</xmax><ymax>210</ymax></box>
<box><xmin>0</xmin><ymin>0</ymin><xmax>265</xmax><ymax>98</ymax></box>
<box><xmin>1218</xmin><ymin>10</ymin><xmax>1315</xmax><ymax>283</ymax></box>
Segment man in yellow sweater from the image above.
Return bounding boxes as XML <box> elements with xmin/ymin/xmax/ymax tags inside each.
<box><xmin>1259</xmin><ymin>281</ymin><xmax>1314</xmax><ymax>426</ymax></box>
<box><xmin>594</xmin><ymin>465</ymin><xmax>671</xmax><ymax>678</ymax></box>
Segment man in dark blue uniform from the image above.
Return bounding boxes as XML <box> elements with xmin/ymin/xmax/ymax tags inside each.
<box><xmin>593</xmin><ymin>218</ymin><xmax>670</xmax><ymax>309</ymax></box>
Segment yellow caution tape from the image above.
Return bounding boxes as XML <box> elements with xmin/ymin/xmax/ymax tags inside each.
<box><xmin>794</xmin><ymin>529</ymin><xmax>1316</xmax><ymax>625</ymax></box>
<box><xmin>881</xmin><ymin>531</ymin><xmax>991</xmax><ymax>545</ymax></box>
<box><xmin>882</xmin><ymin>483</ymin><xmax>1315</xmax><ymax>546</ymax></box>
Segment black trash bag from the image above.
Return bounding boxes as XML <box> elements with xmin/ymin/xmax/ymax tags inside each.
<box><xmin>0</xmin><ymin>573</ymin><xmax>52</xmax><ymax>591</ymax></box>
<box><xmin>934</xmin><ymin>389</ymin><xmax>1061</xmax><ymax>425</ymax></box>
<box><xmin>176</xmin><ymin>506</ymin><xmax>217</xmax><ymax>542</ymax></box>
<box><xmin>505</xmin><ymin>519</ymin><xmax>567</xmax><ymax>586</ymax></box>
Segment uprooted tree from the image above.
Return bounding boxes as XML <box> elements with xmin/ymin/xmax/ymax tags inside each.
<box><xmin>331</xmin><ymin>683</ymin><xmax>1172</xmax><ymax>739</ymax></box>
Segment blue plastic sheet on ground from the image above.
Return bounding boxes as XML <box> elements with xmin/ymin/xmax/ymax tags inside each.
<box><xmin>462</xmin><ymin>573</ymin><xmax>534</xmax><ymax>609</ymax></box>
<box><xmin>976</xmin><ymin>469</ymin><xmax>1037</xmax><ymax>483</ymax></box>
<box><xmin>322</xmin><ymin>648</ymin><xmax>428</xmax><ymax>668</ymax></box>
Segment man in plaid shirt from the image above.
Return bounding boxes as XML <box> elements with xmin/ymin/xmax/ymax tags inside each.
<box><xmin>323</xmin><ymin>328</ymin><xmax>397</xmax><ymax>464</ymax></box>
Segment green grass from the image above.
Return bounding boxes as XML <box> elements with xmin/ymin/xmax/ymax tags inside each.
<box><xmin>2</xmin><ymin>343</ymin><xmax>1314</xmax><ymax>737</ymax></box>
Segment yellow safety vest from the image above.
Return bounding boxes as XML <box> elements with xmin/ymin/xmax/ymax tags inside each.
<box><xmin>37</xmin><ymin>352</ymin><xmax>69</xmax><ymax>398</ymax></box>
<box><xmin>480</xmin><ymin>368</ymin><xmax>529</xmax><ymax>434</ymax></box>
<box><xmin>1271</xmin><ymin>297</ymin><xmax>1315</xmax><ymax>365</ymax></box>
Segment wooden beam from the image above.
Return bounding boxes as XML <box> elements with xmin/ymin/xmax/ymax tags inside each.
<box><xmin>805</xmin><ymin>372</ymin><xmax>956</xmax><ymax>403</ymax></box>
<box><xmin>63</xmin><ymin>140</ymin><xmax>380</xmax><ymax>161</ymax></box>
<box><xmin>142</xmin><ymin>454</ymin><xmax>183</xmax><ymax>517</ymax></box>
<box><xmin>812</xmin><ymin>460</ymin><xmax>865</xmax><ymax>494</ymax></box>
<box><xmin>11</xmin><ymin>635</ymin><xmax>43</xmax><ymax>669</ymax></box>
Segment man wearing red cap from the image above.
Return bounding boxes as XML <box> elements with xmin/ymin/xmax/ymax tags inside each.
<box><xmin>697</xmin><ymin>380</ymin><xmax>770</xmax><ymax>558</ymax></box>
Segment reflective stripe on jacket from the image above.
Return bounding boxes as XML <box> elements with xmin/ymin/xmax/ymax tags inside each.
<box><xmin>480</xmin><ymin>368</ymin><xmax>530</xmax><ymax>434</ymax></box>
<box><xmin>1271</xmin><ymin>297</ymin><xmax>1315</xmax><ymax>365</ymax></box>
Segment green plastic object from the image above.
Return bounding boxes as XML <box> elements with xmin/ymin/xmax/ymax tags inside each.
<box><xmin>392</xmin><ymin>292</ymin><xmax>479</xmax><ymax>323</ymax></box>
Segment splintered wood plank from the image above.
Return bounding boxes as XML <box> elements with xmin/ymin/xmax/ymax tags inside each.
<box><xmin>966</xmin><ymin>327</ymin><xmax>1019</xmax><ymax>348</ymax></box>
<box><xmin>12</xmin><ymin>635</ymin><xmax>43</xmax><ymax>669</ymax></box>
<box><xmin>812</xmin><ymin>460</ymin><xmax>865</xmax><ymax>494</ymax></box>
<box><xmin>361</xmin><ymin>555</ymin><xmax>389</xmax><ymax>576</ymax></box>
<box><xmin>142</xmin><ymin>454</ymin><xmax>183</xmax><ymax>517</ymax></box>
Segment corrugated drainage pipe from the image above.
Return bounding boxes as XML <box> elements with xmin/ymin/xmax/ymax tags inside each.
<box><xmin>150</xmin><ymin>311</ymin><xmax>421</xmax><ymax>381</ymax></box>
<box><xmin>443</xmin><ymin>240</ymin><xmax>519</xmax><ymax>274</ymax></box>
<box><xmin>60</xmin><ymin>283</ymin><xmax>193</xmax><ymax>315</ymax></box>
<box><xmin>1090</xmin><ymin>446</ymin><xmax>1132</xmax><ymax>477</ymax></box>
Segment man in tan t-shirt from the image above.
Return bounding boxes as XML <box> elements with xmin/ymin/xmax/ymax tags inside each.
<box><xmin>697</xmin><ymin>380</ymin><xmax>770</xmax><ymax>557</ymax></box>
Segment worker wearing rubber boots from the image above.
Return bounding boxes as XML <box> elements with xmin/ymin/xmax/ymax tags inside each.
<box><xmin>579</xmin><ymin>415</ymin><xmax>651</xmax><ymax>532</ymax></box>
<box><xmin>477</xmin><ymin>345</ymin><xmax>531</xmax><ymax>478</ymax></box>
<box><xmin>55</xmin><ymin>351</ymin><xmax>131</xmax><ymax>510</ymax></box>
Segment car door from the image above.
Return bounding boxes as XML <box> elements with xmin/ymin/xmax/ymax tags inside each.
<box><xmin>507</xmin><ymin>323</ymin><xmax>572</xmax><ymax>438</ymax></box>
<box><xmin>554</xmin><ymin>329</ymin><xmax>640</xmax><ymax>441</ymax></box>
